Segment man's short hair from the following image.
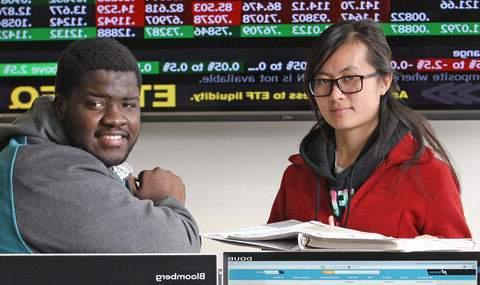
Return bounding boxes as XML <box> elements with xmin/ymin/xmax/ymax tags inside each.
<box><xmin>55</xmin><ymin>38</ymin><xmax>141</xmax><ymax>98</ymax></box>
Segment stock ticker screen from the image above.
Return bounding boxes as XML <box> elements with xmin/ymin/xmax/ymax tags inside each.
<box><xmin>0</xmin><ymin>0</ymin><xmax>479</xmax><ymax>120</ymax></box>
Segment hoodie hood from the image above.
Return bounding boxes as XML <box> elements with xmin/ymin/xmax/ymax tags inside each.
<box><xmin>300</xmin><ymin>122</ymin><xmax>409</xmax><ymax>187</ymax></box>
<box><xmin>0</xmin><ymin>96</ymin><xmax>131</xmax><ymax>185</ymax></box>
<box><xmin>0</xmin><ymin>96</ymin><xmax>68</xmax><ymax>146</ymax></box>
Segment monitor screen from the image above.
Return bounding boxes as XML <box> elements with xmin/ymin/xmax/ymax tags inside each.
<box><xmin>1</xmin><ymin>1</ymin><xmax>479</xmax><ymax>121</ymax></box>
<box><xmin>0</xmin><ymin>254</ymin><xmax>217</xmax><ymax>285</ymax></box>
<box><xmin>224</xmin><ymin>251</ymin><xmax>479</xmax><ymax>285</ymax></box>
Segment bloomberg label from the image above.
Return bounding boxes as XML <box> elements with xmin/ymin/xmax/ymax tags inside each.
<box><xmin>155</xmin><ymin>272</ymin><xmax>206</xmax><ymax>283</ymax></box>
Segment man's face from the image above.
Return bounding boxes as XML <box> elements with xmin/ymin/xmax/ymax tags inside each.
<box><xmin>55</xmin><ymin>70</ymin><xmax>140</xmax><ymax>167</ymax></box>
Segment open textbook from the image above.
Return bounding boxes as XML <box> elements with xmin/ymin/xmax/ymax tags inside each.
<box><xmin>202</xmin><ymin>220</ymin><xmax>478</xmax><ymax>252</ymax></box>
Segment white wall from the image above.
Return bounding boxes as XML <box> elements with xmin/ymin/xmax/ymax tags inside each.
<box><xmin>128</xmin><ymin>120</ymin><xmax>480</xmax><ymax>254</ymax></box>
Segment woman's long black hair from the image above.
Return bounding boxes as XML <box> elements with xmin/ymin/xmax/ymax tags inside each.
<box><xmin>303</xmin><ymin>19</ymin><xmax>459</xmax><ymax>189</ymax></box>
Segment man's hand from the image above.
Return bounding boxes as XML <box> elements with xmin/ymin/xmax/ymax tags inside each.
<box><xmin>134</xmin><ymin>167</ymin><xmax>186</xmax><ymax>205</ymax></box>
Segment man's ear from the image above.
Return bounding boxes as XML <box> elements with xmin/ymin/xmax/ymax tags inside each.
<box><xmin>53</xmin><ymin>95</ymin><xmax>66</xmax><ymax>120</ymax></box>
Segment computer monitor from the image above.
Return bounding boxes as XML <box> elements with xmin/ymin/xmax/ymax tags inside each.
<box><xmin>0</xmin><ymin>254</ymin><xmax>216</xmax><ymax>285</ymax></box>
<box><xmin>224</xmin><ymin>251</ymin><xmax>479</xmax><ymax>285</ymax></box>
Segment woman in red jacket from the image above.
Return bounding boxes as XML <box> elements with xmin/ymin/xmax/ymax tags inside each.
<box><xmin>268</xmin><ymin>19</ymin><xmax>471</xmax><ymax>238</ymax></box>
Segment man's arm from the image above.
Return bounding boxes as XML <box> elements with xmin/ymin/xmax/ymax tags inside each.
<box><xmin>13</xmin><ymin>144</ymin><xmax>201</xmax><ymax>253</ymax></box>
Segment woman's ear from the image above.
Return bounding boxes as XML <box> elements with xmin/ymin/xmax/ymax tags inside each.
<box><xmin>380</xmin><ymin>74</ymin><xmax>393</xmax><ymax>96</ymax></box>
<box><xmin>53</xmin><ymin>95</ymin><xmax>65</xmax><ymax>120</ymax></box>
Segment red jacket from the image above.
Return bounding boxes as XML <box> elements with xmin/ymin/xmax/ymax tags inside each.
<box><xmin>268</xmin><ymin>135</ymin><xmax>471</xmax><ymax>238</ymax></box>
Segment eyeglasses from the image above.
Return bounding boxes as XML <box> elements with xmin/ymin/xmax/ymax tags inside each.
<box><xmin>308</xmin><ymin>72</ymin><xmax>379</xmax><ymax>97</ymax></box>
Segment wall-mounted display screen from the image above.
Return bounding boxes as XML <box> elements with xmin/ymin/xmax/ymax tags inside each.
<box><xmin>1</xmin><ymin>0</ymin><xmax>479</xmax><ymax>121</ymax></box>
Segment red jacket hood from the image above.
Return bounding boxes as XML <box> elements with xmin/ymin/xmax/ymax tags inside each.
<box><xmin>288</xmin><ymin>133</ymin><xmax>435</xmax><ymax>172</ymax></box>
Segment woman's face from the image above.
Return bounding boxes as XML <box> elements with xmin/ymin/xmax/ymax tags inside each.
<box><xmin>314</xmin><ymin>40</ymin><xmax>391</xmax><ymax>134</ymax></box>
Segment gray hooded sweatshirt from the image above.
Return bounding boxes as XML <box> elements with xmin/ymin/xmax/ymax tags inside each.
<box><xmin>0</xmin><ymin>96</ymin><xmax>201</xmax><ymax>253</ymax></box>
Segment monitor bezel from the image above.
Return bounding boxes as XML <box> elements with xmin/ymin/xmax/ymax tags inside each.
<box><xmin>2</xmin><ymin>109</ymin><xmax>480</xmax><ymax>124</ymax></box>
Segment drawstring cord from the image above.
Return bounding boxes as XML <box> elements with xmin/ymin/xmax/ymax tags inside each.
<box><xmin>341</xmin><ymin>165</ymin><xmax>356</xmax><ymax>227</ymax></box>
<box><xmin>315</xmin><ymin>176</ymin><xmax>320</xmax><ymax>221</ymax></box>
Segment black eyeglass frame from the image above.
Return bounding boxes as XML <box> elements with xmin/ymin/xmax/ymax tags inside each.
<box><xmin>308</xmin><ymin>72</ymin><xmax>380</xmax><ymax>97</ymax></box>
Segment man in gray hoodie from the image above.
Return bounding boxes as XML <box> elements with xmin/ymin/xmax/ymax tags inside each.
<box><xmin>0</xmin><ymin>38</ymin><xmax>201</xmax><ymax>253</ymax></box>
